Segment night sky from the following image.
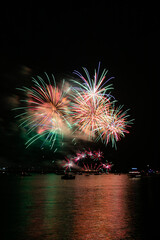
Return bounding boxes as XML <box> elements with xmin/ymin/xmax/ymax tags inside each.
<box><xmin>0</xmin><ymin>2</ymin><xmax>159</xmax><ymax>169</ymax></box>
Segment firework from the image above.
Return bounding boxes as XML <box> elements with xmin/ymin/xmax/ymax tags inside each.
<box><xmin>70</xmin><ymin>63</ymin><xmax>133</xmax><ymax>147</ymax></box>
<box><xmin>72</xmin><ymin>62</ymin><xmax>114</xmax><ymax>99</ymax></box>
<box><xmin>74</xmin><ymin>151</ymin><xmax>86</xmax><ymax>162</ymax></box>
<box><xmin>61</xmin><ymin>157</ymin><xmax>75</xmax><ymax>172</ymax></box>
<box><xmin>96</xmin><ymin>105</ymin><xmax>133</xmax><ymax>148</ymax></box>
<box><xmin>61</xmin><ymin>149</ymin><xmax>112</xmax><ymax>172</ymax></box>
<box><xmin>14</xmin><ymin>63</ymin><xmax>133</xmax><ymax>150</ymax></box>
<box><xmin>14</xmin><ymin>73</ymin><xmax>72</xmax><ymax>148</ymax></box>
<box><xmin>70</xmin><ymin>63</ymin><xmax>114</xmax><ymax>140</ymax></box>
<box><xmin>92</xmin><ymin>149</ymin><xmax>104</xmax><ymax>160</ymax></box>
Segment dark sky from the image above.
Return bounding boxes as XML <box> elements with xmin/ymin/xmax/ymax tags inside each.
<box><xmin>0</xmin><ymin>2</ymin><xmax>159</xmax><ymax>169</ymax></box>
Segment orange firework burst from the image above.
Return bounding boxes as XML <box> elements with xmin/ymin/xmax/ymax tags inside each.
<box><xmin>15</xmin><ymin>73</ymin><xmax>72</xmax><ymax>148</ymax></box>
<box><xmin>97</xmin><ymin>105</ymin><xmax>132</xmax><ymax>148</ymax></box>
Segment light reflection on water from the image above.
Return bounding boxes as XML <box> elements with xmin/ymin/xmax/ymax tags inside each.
<box><xmin>1</xmin><ymin>174</ymin><xmax>160</xmax><ymax>239</ymax></box>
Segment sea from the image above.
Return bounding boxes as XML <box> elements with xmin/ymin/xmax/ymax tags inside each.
<box><xmin>1</xmin><ymin>173</ymin><xmax>160</xmax><ymax>240</ymax></box>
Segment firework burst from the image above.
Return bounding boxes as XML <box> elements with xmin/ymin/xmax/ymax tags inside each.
<box><xmin>14</xmin><ymin>63</ymin><xmax>133</xmax><ymax>150</ymax></box>
<box><xmin>61</xmin><ymin>149</ymin><xmax>113</xmax><ymax>172</ymax></box>
<box><xmin>97</xmin><ymin>105</ymin><xmax>133</xmax><ymax>148</ymax></box>
<box><xmin>70</xmin><ymin>63</ymin><xmax>133</xmax><ymax>147</ymax></box>
<box><xmin>14</xmin><ymin>73</ymin><xmax>72</xmax><ymax>148</ymax></box>
<box><xmin>70</xmin><ymin>63</ymin><xmax>114</xmax><ymax>139</ymax></box>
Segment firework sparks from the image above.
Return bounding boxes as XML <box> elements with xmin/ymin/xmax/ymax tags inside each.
<box><xmin>70</xmin><ymin>63</ymin><xmax>114</xmax><ymax>140</ymax></box>
<box><xmin>61</xmin><ymin>149</ymin><xmax>113</xmax><ymax>172</ymax></box>
<box><xmin>14</xmin><ymin>63</ymin><xmax>133</xmax><ymax>150</ymax></box>
<box><xmin>61</xmin><ymin>157</ymin><xmax>75</xmax><ymax>172</ymax></box>
<box><xmin>97</xmin><ymin>105</ymin><xmax>133</xmax><ymax>148</ymax></box>
<box><xmin>70</xmin><ymin>63</ymin><xmax>132</xmax><ymax>146</ymax></box>
<box><xmin>14</xmin><ymin>73</ymin><xmax>72</xmax><ymax>148</ymax></box>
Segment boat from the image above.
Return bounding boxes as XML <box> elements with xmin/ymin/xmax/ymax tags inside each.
<box><xmin>128</xmin><ymin>168</ymin><xmax>141</xmax><ymax>178</ymax></box>
<box><xmin>61</xmin><ymin>174</ymin><xmax>75</xmax><ymax>180</ymax></box>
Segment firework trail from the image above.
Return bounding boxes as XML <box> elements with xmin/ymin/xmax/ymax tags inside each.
<box><xmin>14</xmin><ymin>73</ymin><xmax>72</xmax><ymax>148</ymax></box>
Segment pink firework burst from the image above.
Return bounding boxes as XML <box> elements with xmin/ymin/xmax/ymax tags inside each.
<box><xmin>71</xmin><ymin>63</ymin><xmax>113</xmax><ymax>140</ymax></box>
<box><xmin>97</xmin><ymin>105</ymin><xmax>132</xmax><ymax>148</ymax></box>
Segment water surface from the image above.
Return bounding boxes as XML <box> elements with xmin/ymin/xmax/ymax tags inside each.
<box><xmin>1</xmin><ymin>174</ymin><xmax>160</xmax><ymax>239</ymax></box>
